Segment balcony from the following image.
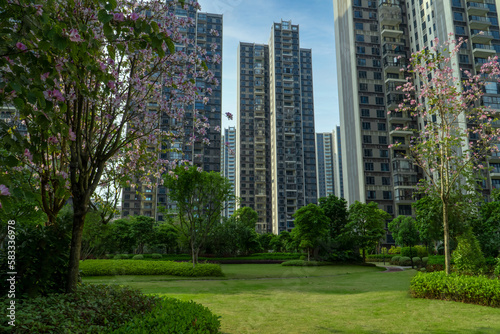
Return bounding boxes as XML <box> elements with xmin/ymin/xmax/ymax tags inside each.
<box><xmin>379</xmin><ymin>12</ymin><xmax>402</xmax><ymax>26</ymax></box>
<box><xmin>490</xmin><ymin>169</ymin><xmax>500</xmax><ymax>178</ymax></box>
<box><xmin>467</xmin><ymin>2</ymin><xmax>490</xmax><ymax>16</ymax></box>
<box><xmin>381</xmin><ymin>25</ymin><xmax>403</xmax><ymax>38</ymax></box>
<box><xmin>387</xmin><ymin>94</ymin><xmax>405</xmax><ymax>110</ymax></box>
<box><xmin>470</xmin><ymin>29</ymin><xmax>495</xmax><ymax>43</ymax></box>
<box><xmin>384</xmin><ymin>59</ymin><xmax>406</xmax><ymax>74</ymax></box>
<box><xmin>468</xmin><ymin>16</ymin><xmax>492</xmax><ymax>29</ymax></box>
<box><xmin>390</xmin><ymin>124</ymin><xmax>416</xmax><ymax>136</ymax></box>
<box><xmin>472</xmin><ymin>43</ymin><xmax>496</xmax><ymax>57</ymax></box>
<box><xmin>388</xmin><ymin>111</ymin><xmax>413</xmax><ymax>122</ymax></box>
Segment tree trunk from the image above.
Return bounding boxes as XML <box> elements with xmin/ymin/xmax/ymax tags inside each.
<box><xmin>362</xmin><ymin>248</ymin><xmax>366</xmax><ymax>261</ymax></box>
<box><xmin>307</xmin><ymin>248</ymin><xmax>310</xmax><ymax>262</ymax></box>
<box><xmin>191</xmin><ymin>241</ymin><xmax>196</xmax><ymax>268</ymax></box>
<box><xmin>66</xmin><ymin>197</ymin><xmax>88</xmax><ymax>293</ymax></box>
<box><xmin>443</xmin><ymin>201</ymin><xmax>451</xmax><ymax>274</ymax></box>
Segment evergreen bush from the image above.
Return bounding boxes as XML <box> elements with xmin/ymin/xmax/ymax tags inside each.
<box><xmin>452</xmin><ymin>229</ymin><xmax>486</xmax><ymax>275</ymax></box>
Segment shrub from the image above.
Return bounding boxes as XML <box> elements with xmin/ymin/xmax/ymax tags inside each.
<box><xmin>422</xmin><ymin>257</ymin><xmax>429</xmax><ymax>266</ymax></box>
<box><xmin>299</xmin><ymin>255</ymin><xmax>306</xmax><ymax>261</ymax></box>
<box><xmin>120</xmin><ymin>254</ymin><xmax>130</xmax><ymax>259</ymax></box>
<box><xmin>281</xmin><ymin>260</ymin><xmax>332</xmax><ymax>266</ymax></box>
<box><xmin>132</xmin><ymin>255</ymin><xmax>144</xmax><ymax>260</ymax></box>
<box><xmin>0</xmin><ymin>284</ymin><xmax>160</xmax><ymax>333</ymax></box>
<box><xmin>388</xmin><ymin>246</ymin><xmax>401</xmax><ymax>254</ymax></box>
<box><xmin>494</xmin><ymin>258</ymin><xmax>500</xmax><ymax>277</ymax></box>
<box><xmin>410</xmin><ymin>271</ymin><xmax>500</xmax><ymax>308</ymax></box>
<box><xmin>399</xmin><ymin>257</ymin><xmax>411</xmax><ymax>266</ymax></box>
<box><xmin>107</xmin><ymin>297</ymin><xmax>220</xmax><ymax>334</ymax></box>
<box><xmin>412</xmin><ymin>257</ymin><xmax>422</xmax><ymax>267</ymax></box>
<box><xmin>401</xmin><ymin>246</ymin><xmax>427</xmax><ymax>258</ymax></box>
<box><xmin>151</xmin><ymin>253</ymin><xmax>162</xmax><ymax>259</ymax></box>
<box><xmin>113</xmin><ymin>254</ymin><xmax>123</xmax><ymax>260</ymax></box>
<box><xmin>452</xmin><ymin>229</ymin><xmax>486</xmax><ymax>275</ymax></box>
<box><xmin>79</xmin><ymin>260</ymin><xmax>224</xmax><ymax>277</ymax></box>
<box><xmin>390</xmin><ymin>256</ymin><xmax>400</xmax><ymax>265</ymax></box>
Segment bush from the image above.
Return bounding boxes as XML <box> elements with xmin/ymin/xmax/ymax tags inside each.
<box><xmin>79</xmin><ymin>260</ymin><xmax>224</xmax><ymax>277</ymax></box>
<box><xmin>452</xmin><ymin>229</ymin><xmax>486</xmax><ymax>275</ymax></box>
<box><xmin>390</xmin><ymin>256</ymin><xmax>400</xmax><ymax>265</ymax></box>
<box><xmin>422</xmin><ymin>257</ymin><xmax>429</xmax><ymax>266</ymax></box>
<box><xmin>121</xmin><ymin>254</ymin><xmax>130</xmax><ymax>259</ymax></box>
<box><xmin>401</xmin><ymin>246</ymin><xmax>427</xmax><ymax>258</ymax></box>
<box><xmin>299</xmin><ymin>255</ymin><xmax>306</xmax><ymax>261</ymax></box>
<box><xmin>281</xmin><ymin>260</ymin><xmax>332</xmax><ymax>266</ymax></box>
<box><xmin>494</xmin><ymin>258</ymin><xmax>500</xmax><ymax>277</ymax></box>
<box><xmin>0</xmin><ymin>284</ymin><xmax>160</xmax><ymax>333</ymax></box>
<box><xmin>410</xmin><ymin>271</ymin><xmax>500</xmax><ymax>307</ymax></box>
<box><xmin>151</xmin><ymin>253</ymin><xmax>162</xmax><ymax>259</ymax></box>
<box><xmin>113</xmin><ymin>254</ymin><xmax>123</xmax><ymax>260</ymax></box>
<box><xmin>107</xmin><ymin>297</ymin><xmax>220</xmax><ymax>333</ymax></box>
<box><xmin>132</xmin><ymin>255</ymin><xmax>144</xmax><ymax>260</ymax></box>
<box><xmin>412</xmin><ymin>257</ymin><xmax>422</xmax><ymax>267</ymax></box>
<box><xmin>388</xmin><ymin>246</ymin><xmax>401</xmax><ymax>254</ymax></box>
<box><xmin>399</xmin><ymin>256</ymin><xmax>411</xmax><ymax>266</ymax></box>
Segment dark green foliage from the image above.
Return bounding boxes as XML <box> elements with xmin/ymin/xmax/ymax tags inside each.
<box><xmin>390</xmin><ymin>256</ymin><xmax>401</xmax><ymax>265</ymax></box>
<box><xmin>0</xmin><ymin>207</ymin><xmax>72</xmax><ymax>297</ymax></box>
<box><xmin>151</xmin><ymin>253</ymin><xmax>162</xmax><ymax>259</ymax></box>
<box><xmin>79</xmin><ymin>260</ymin><xmax>224</xmax><ymax>277</ymax></box>
<box><xmin>281</xmin><ymin>260</ymin><xmax>333</xmax><ymax>266</ymax></box>
<box><xmin>107</xmin><ymin>297</ymin><xmax>220</xmax><ymax>334</ymax></box>
<box><xmin>292</xmin><ymin>203</ymin><xmax>330</xmax><ymax>261</ymax></box>
<box><xmin>132</xmin><ymin>255</ymin><xmax>144</xmax><ymax>260</ymax></box>
<box><xmin>388</xmin><ymin>216</ymin><xmax>420</xmax><ymax>263</ymax></box>
<box><xmin>152</xmin><ymin>223</ymin><xmax>179</xmax><ymax>253</ymax></box>
<box><xmin>412</xmin><ymin>257</ymin><xmax>422</xmax><ymax>266</ymax></box>
<box><xmin>422</xmin><ymin>257</ymin><xmax>429</xmax><ymax>266</ymax></box>
<box><xmin>494</xmin><ymin>258</ymin><xmax>500</xmax><ymax>277</ymax></box>
<box><xmin>207</xmin><ymin>216</ymin><xmax>261</xmax><ymax>256</ymax></box>
<box><xmin>473</xmin><ymin>190</ymin><xmax>500</xmax><ymax>258</ymax></box>
<box><xmin>410</xmin><ymin>272</ymin><xmax>500</xmax><ymax>307</ymax></box>
<box><xmin>0</xmin><ymin>284</ymin><xmax>160</xmax><ymax>333</ymax></box>
<box><xmin>452</xmin><ymin>229</ymin><xmax>486</xmax><ymax>275</ymax></box>
<box><xmin>256</xmin><ymin>233</ymin><xmax>274</xmax><ymax>252</ymax></box>
<box><xmin>399</xmin><ymin>257</ymin><xmax>412</xmax><ymax>266</ymax></box>
<box><xmin>400</xmin><ymin>246</ymin><xmax>428</xmax><ymax>258</ymax></box>
<box><xmin>232</xmin><ymin>207</ymin><xmax>259</xmax><ymax>229</ymax></box>
<box><xmin>318</xmin><ymin>195</ymin><xmax>349</xmax><ymax>241</ymax></box>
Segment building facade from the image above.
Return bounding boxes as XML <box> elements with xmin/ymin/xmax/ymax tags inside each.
<box><xmin>221</xmin><ymin>126</ymin><xmax>237</xmax><ymax>218</ymax></box>
<box><xmin>121</xmin><ymin>8</ymin><xmax>223</xmax><ymax>220</ymax></box>
<box><xmin>333</xmin><ymin>125</ymin><xmax>345</xmax><ymax>199</ymax></box>
<box><xmin>237</xmin><ymin>20</ymin><xmax>317</xmax><ymax>234</ymax></box>
<box><xmin>334</xmin><ymin>0</ymin><xmax>500</xmax><ymax>222</ymax></box>
<box><xmin>316</xmin><ymin>132</ymin><xmax>336</xmax><ymax>198</ymax></box>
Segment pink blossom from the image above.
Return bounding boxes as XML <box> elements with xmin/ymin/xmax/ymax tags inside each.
<box><xmin>69</xmin><ymin>129</ymin><xmax>76</xmax><ymax>141</ymax></box>
<box><xmin>48</xmin><ymin>136</ymin><xmax>59</xmax><ymax>145</ymax></box>
<box><xmin>107</xmin><ymin>81</ymin><xmax>115</xmax><ymax>89</ymax></box>
<box><xmin>0</xmin><ymin>185</ymin><xmax>10</xmax><ymax>196</ymax></box>
<box><xmin>40</xmin><ymin>72</ymin><xmax>50</xmax><ymax>82</ymax></box>
<box><xmin>24</xmin><ymin>149</ymin><xmax>33</xmax><ymax>161</ymax></box>
<box><xmin>113</xmin><ymin>12</ymin><xmax>125</xmax><ymax>22</ymax></box>
<box><xmin>197</xmin><ymin>167</ymin><xmax>203</xmax><ymax>172</ymax></box>
<box><xmin>130</xmin><ymin>12</ymin><xmax>140</xmax><ymax>21</ymax></box>
<box><xmin>16</xmin><ymin>42</ymin><xmax>27</xmax><ymax>51</ymax></box>
<box><xmin>225</xmin><ymin>112</ymin><xmax>233</xmax><ymax>120</ymax></box>
<box><xmin>68</xmin><ymin>29</ymin><xmax>82</xmax><ymax>42</ymax></box>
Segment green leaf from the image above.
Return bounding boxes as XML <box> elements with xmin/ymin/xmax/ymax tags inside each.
<box><xmin>98</xmin><ymin>9</ymin><xmax>113</xmax><ymax>24</ymax></box>
<box><xmin>166</xmin><ymin>39</ymin><xmax>175</xmax><ymax>55</ymax></box>
<box><xmin>151</xmin><ymin>21</ymin><xmax>159</xmax><ymax>33</ymax></box>
<box><xmin>103</xmin><ymin>23</ymin><xmax>114</xmax><ymax>39</ymax></box>
<box><xmin>4</xmin><ymin>155</ymin><xmax>19</xmax><ymax>167</ymax></box>
<box><xmin>53</xmin><ymin>34</ymin><xmax>68</xmax><ymax>50</ymax></box>
<box><xmin>13</xmin><ymin>97</ymin><xmax>25</xmax><ymax>110</ymax></box>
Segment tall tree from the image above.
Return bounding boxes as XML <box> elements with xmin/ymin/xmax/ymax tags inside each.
<box><xmin>232</xmin><ymin>207</ymin><xmax>259</xmax><ymax>229</ymax></box>
<box><xmin>345</xmin><ymin>201</ymin><xmax>390</xmax><ymax>260</ymax></box>
<box><xmin>318</xmin><ymin>194</ymin><xmax>349</xmax><ymax>242</ymax></box>
<box><xmin>163</xmin><ymin>165</ymin><xmax>234</xmax><ymax>266</ymax></box>
<box><xmin>292</xmin><ymin>203</ymin><xmax>329</xmax><ymax>261</ymax></box>
<box><xmin>392</xmin><ymin>37</ymin><xmax>500</xmax><ymax>274</ymax></box>
<box><xmin>388</xmin><ymin>216</ymin><xmax>420</xmax><ymax>268</ymax></box>
<box><xmin>0</xmin><ymin>0</ymin><xmax>222</xmax><ymax>292</ymax></box>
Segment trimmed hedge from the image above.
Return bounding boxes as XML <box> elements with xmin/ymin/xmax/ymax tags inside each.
<box><xmin>107</xmin><ymin>297</ymin><xmax>220</xmax><ymax>333</ymax></box>
<box><xmin>132</xmin><ymin>255</ymin><xmax>144</xmax><ymax>260</ymax></box>
<box><xmin>281</xmin><ymin>260</ymin><xmax>333</xmax><ymax>266</ymax></box>
<box><xmin>399</xmin><ymin>256</ymin><xmax>411</xmax><ymax>266</ymax></box>
<box><xmin>410</xmin><ymin>271</ymin><xmax>500</xmax><ymax>307</ymax></box>
<box><xmin>151</xmin><ymin>253</ymin><xmax>162</xmax><ymax>259</ymax></box>
<box><xmin>0</xmin><ymin>284</ymin><xmax>160</xmax><ymax>333</ymax></box>
<box><xmin>390</xmin><ymin>256</ymin><xmax>401</xmax><ymax>265</ymax></box>
<box><xmin>401</xmin><ymin>246</ymin><xmax>428</xmax><ymax>258</ymax></box>
<box><xmin>79</xmin><ymin>260</ymin><xmax>224</xmax><ymax>277</ymax></box>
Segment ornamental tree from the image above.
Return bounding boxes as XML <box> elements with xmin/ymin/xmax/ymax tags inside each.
<box><xmin>393</xmin><ymin>36</ymin><xmax>500</xmax><ymax>274</ymax></box>
<box><xmin>388</xmin><ymin>215</ymin><xmax>420</xmax><ymax>268</ymax></box>
<box><xmin>292</xmin><ymin>203</ymin><xmax>330</xmax><ymax>261</ymax></box>
<box><xmin>0</xmin><ymin>0</ymin><xmax>223</xmax><ymax>292</ymax></box>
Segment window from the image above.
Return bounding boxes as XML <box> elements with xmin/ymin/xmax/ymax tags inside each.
<box><xmin>374</xmin><ymin>72</ymin><xmax>382</xmax><ymax>80</ymax></box>
<box><xmin>363</xmin><ymin>135</ymin><xmax>372</xmax><ymax>143</ymax></box>
<box><xmin>354</xmin><ymin>11</ymin><xmax>363</xmax><ymax>18</ymax></box>
<box><xmin>367</xmin><ymin>190</ymin><xmax>376</xmax><ymax>199</ymax></box>
<box><xmin>375</xmin><ymin>84</ymin><xmax>383</xmax><ymax>92</ymax></box>
<box><xmin>366</xmin><ymin>176</ymin><xmax>375</xmax><ymax>185</ymax></box>
<box><xmin>372</xmin><ymin>47</ymin><xmax>380</xmax><ymax>55</ymax></box>
<box><xmin>369</xmin><ymin>12</ymin><xmax>377</xmax><ymax>19</ymax></box>
<box><xmin>376</xmin><ymin>97</ymin><xmax>384</xmax><ymax>105</ymax></box>
<box><xmin>379</xmin><ymin>136</ymin><xmax>388</xmax><ymax>144</ymax></box>
<box><xmin>358</xmin><ymin>58</ymin><xmax>367</xmax><ymax>66</ymax></box>
<box><xmin>383</xmin><ymin>191</ymin><xmax>392</xmax><ymax>200</ymax></box>
<box><xmin>459</xmin><ymin>54</ymin><xmax>469</xmax><ymax>64</ymax></box>
<box><xmin>453</xmin><ymin>12</ymin><xmax>463</xmax><ymax>21</ymax></box>
<box><xmin>361</xmin><ymin>109</ymin><xmax>370</xmax><ymax>117</ymax></box>
<box><xmin>380</xmin><ymin>149</ymin><xmax>389</xmax><ymax>158</ymax></box>
<box><xmin>360</xmin><ymin>96</ymin><xmax>369</xmax><ymax>104</ymax></box>
<box><xmin>356</xmin><ymin>34</ymin><xmax>364</xmax><ymax>42</ymax></box>
<box><xmin>377</xmin><ymin>110</ymin><xmax>385</xmax><ymax>118</ymax></box>
<box><xmin>373</xmin><ymin>59</ymin><xmax>381</xmax><ymax>67</ymax></box>
<box><xmin>357</xmin><ymin>46</ymin><xmax>366</xmax><ymax>54</ymax></box>
<box><xmin>362</xmin><ymin>122</ymin><xmax>371</xmax><ymax>130</ymax></box>
<box><xmin>455</xmin><ymin>26</ymin><xmax>465</xmax><ymax>35</ymax></box>
<box><xmin>364</xmin><ymin>149</ymin><xmax>373</xmax><ymax>157</ymax></box>
<box><xmin>359</xmin><ymin>71</ymin><xmax>367</xmax><ymax>78</ymax></box>
<box><xmin>360</xmin><ymin>83</ymin><xmax>368</xmax><ymax>91</ymax></box>
<box><xmin>381</xmin><ymin>163</ymin><xmax>390</xmax><ymax>171</ymax></box>
<box><xmin>355</xmin><ymin>22</ymin><xmax>364</xmax><ymax>30</ymax></box>
<box><xmin>378</xmin><ymin>123</ymin><xmax>386</xmax><ymax>131</ymax></box>
<box><xmin>382</xmin><ymin>177</ymin><xmax>391</xmax><ymax>185</ymax></box>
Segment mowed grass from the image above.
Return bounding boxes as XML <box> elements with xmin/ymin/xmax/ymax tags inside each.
<box><xmin>83</xmin><ymin>264</ymin><xmax>500</xmax><ymax>334</ymax></box>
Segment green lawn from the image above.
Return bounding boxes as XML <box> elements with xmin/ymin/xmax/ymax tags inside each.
<box><xmin>83</xmin><ymin>264</ymin><xmax>500</xmax><ymax>334</ymax></box>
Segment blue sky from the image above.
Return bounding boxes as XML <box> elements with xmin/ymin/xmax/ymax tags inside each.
<box><xmin>197</xmin><ymin>0</ymin><xmax>339</xmax><ymax>133</ymax></box>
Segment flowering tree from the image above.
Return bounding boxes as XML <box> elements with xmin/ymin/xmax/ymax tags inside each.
<box><xmin>393</xmin><ymin>36</ymin><xmax>500</xmax><ymax>274</ymax></box>
<box><xmin>0</xmin><ymin>0</ymin><xmax>223</xmax><ymax>292</ymax></box>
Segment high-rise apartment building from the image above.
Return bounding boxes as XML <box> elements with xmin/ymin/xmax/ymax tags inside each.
<box><xmin>333</xmin><ymin>126</ymin><xmax>345</xmax><ymax>199</ymax></box>
<box><xmin>334</xmin><ymin>0</ymin><xmax>500</xmax><ymax>221</ymax></box>
<box><xmin>221</xmin><ymin>126</ymin><xmax>236</xmax><ymax>218</ymax></box>
<box><xmin>236</xmin><ymin>20</ymin><xmax>317</xmax><ymax>234</ymax></box>
<box><xmin>121</xmin><ymin>9</ymin><xmax>223</xmax><ymax>220</ymax></box>
<box><xmin>316</xmin><ymin>132</ymin><xmax>336</xmax><ymax>198</ymax></box>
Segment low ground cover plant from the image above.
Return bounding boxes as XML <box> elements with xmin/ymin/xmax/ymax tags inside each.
<box><xmin>104</xmin><ymin>252</ymin><xmax>301</xmax><ymax>261</ymax></box>
<box><xmin>410</xmin><ymin>271</ymin><xmax>500</xmax><ymax>307</ymax></box>
<box><xmin>79</xmin><ymin>260</ymin><xmax>224</xmax><ymax>277</ymax></box>
<box><xmin>281</xmin><ymin>260</ymin><xmax>333</xmax><ymax>266</ymax></box>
